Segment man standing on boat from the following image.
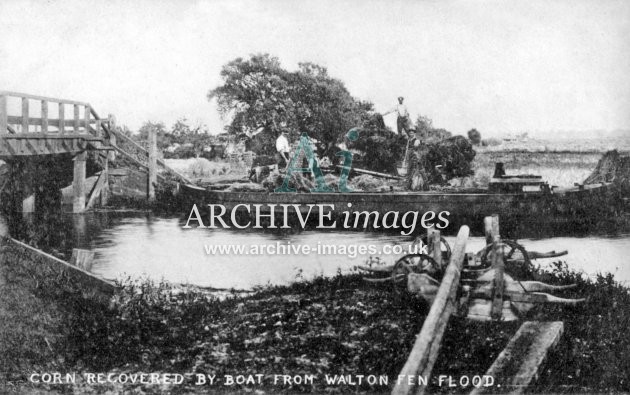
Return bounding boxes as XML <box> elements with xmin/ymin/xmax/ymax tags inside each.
<box><xmin>384</xmin><ymin>96</ymin><xmax>410</xmax><ymax>135</ymax></box>
<box><xmin>275</xmin><ymin>130</ymin><xmax>291</xmax><ymax>172</ymax></box>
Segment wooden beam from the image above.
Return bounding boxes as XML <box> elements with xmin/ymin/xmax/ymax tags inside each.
<box><xmin>59</xmin><ymin>103</ymin><xmax>65</xmax><ymax>134</ymax></box>
<box><xmin>84</xmin><ymin>105</ymin><xmax>91</xmax><ymax>135</ymax></box>
<box><xmin>490</xmin><ymin>241</ymin><xmax>505</xmax><ymax>320</ymax></box>
<box><xmin>21</xmin><ymin>98</ymin><xmax>29</xmax><ymax>132</ymax></box>
<box><xmin>0</xmin><ymin>90</ymin><xmax>90</xmax><ymax>107</ymax></box>
<box><xmin>74</xmin><ymin>104</ymin><xmax>80</xmax><ymax>132</ymax></box>
<box><xmin>428</xmin><ymin>227</ymin><xmax>442</xmax><ymax>268</ymax></box>
<box><xmin>7</xmin><ymin>116</ymin><xmax>97</xmax><ymax>128</ymax></box>
<box><xmin>70</xmin><ymin>248</ymin><xmax>95</xmax><ymax>271</ymax></box>
<box><xmin>470</xmin><ymin>321</ymin><xmax>564</xmax><ymax>395</ymax></box>
<box><xmin>73</xmin><ymin>151</ymin><xmax>87</xmax><ymax>213</ymax></box>
<box><xmin>0</xmin><ymin>94</ymin><xmax>7</xmax><ymax>133</ymax></box>
<box><xmin>392</xmin><ymin>225</ymin><xmax>470</xmax><ymax>395</ymax></box>
<box><xmin>86</xmin><ymin>171</ymin><xmax>107</xmax><ymax>209</ymax></box>
<box><xmin>41</xmin><ymin>100</ymin><xmax>48</xmax><ymax>132</ymax></box>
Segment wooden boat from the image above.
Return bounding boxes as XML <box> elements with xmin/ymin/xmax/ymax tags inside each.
<box><xmin>181</xmin><ymin>171</ymin><xmax>616</xmax><ymax>236</ymax></box>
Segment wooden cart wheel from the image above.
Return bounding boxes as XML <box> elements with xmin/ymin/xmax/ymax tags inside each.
<box><xmin>413</xmin><ymin>234</ymin><xmax>452</xmax><ymax>262</ymax></box>
<box><xmin>391</xmin><ymin>253</ymin><xmax>439</xmax><ymax>292</ymax></box>
<box><xmin>475</xmin><ymin>240</ymin><xmax>532</xmax><ymax>269</ymax></box>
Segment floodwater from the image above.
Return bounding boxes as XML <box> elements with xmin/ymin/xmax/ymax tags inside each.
<box><xmin>5</xmin><ymin>212</ymin><xmax>627</xmax><ymax>290</ymax></box>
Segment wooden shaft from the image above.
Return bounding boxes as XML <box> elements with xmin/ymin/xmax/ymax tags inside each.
<box><xmin>41</xmin><ymin>101</ymin><xmax>48</xmax><ymax>132</ymax></box>
<box><xmin>392</xmin><ymin>225</ymin><xmax>470</xmax><ymax>395</ymax></box>
<box><xmin>484</xmin><ymin>216</ymin><xmax>493</xmax><ymax>245</ymax></box>
<box><xmin>491</xmin><ymin>214</ymin><xmax>500</xmax><ymax>240</ymax></box>
<box><xmin>428</xmin><ymin>227</ymin><xmax>442</xmax><ymax>268</ymax></box>
<box><xmin>21</xmin><ymin>98</ymin><xmax>29</xmax><ymax>132</ymax></box>
<box><xmin>59</xmin><ymin>104</ymin><xmax>65</xmax><ymax>133</ymax></box>
<box><xmin>490</xmin><ymin>241</ymin><xmax>505</xmax><ymax>320</ymax></box>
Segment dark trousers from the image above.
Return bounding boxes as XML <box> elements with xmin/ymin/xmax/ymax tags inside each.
<box><xmin>397</xmin><ymin>116</ymin><xmax>409</xmax><ymax>135</ymax></box>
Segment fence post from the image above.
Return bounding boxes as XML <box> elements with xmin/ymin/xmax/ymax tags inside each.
<box><xmin>0</xmin><ymin>94</ymin><xmax>6</xmax><ymax>133</ymax></box>
<box><xmin>148</xmin><ymin>126</ymin><xmax>157</xmax><ymax>201</ymax></box>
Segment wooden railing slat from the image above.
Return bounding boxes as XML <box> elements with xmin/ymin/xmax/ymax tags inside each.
<box><xmin>0</xmin><ymin>90</ymin><xmax>90</xmax><ymax>106</ymax></box>
<box><xmin>59</xmin><ymin>103</ymin><xmax>65</xmax><ymax>134</ymax></box>
<box><xmin>41</xmin><ymin>100</ymin><xmax>48</xmax><ymax>132</ymax></box>
<box><xmin>74</xmin><ymin>104</ymin><xmax>80</xmax><ymax>132</ymax></box>
<box><xmin>21</xmin><ymin>98</ymin><xmax>29</xmax><ymax>132</ymax></box>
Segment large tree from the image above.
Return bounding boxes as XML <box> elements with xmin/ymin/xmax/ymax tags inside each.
<box><xmin>208</xmin><ymin>54</ymin><xmax>371</xmax><ymax>158</ymax></box>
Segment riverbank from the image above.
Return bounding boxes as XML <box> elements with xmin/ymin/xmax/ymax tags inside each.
<box><xmin>1</xmin><ymin>242</ymin><xmax>629</xmax><ymax>393</ymax></box>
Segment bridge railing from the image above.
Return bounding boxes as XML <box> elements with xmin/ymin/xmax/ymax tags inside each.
<box><xmin>0</xmin><ymin>91</ymin><xmax>101</xmax><ymax>136</ymax></box>
<box><xmin>0</xmin><ymin>90</ymin><xmax>192</xmax><ymax>184</ymax></box>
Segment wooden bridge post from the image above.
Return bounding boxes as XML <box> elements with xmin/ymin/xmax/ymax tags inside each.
<box><xmin>73</xmin><ymin>151</ymin><xmax>87</xmax><ymax>213</ymax></box>
<box><xmin>41</xmin><ymin>100</ymin><xmax>48</xmax><ymax>133</ymax></box>
<box><xmin>148</xmin><ymin>126</ymin><xmax>157</xmax><ymax>201</ymax></box>
<box><xmin>59</xmin><ymin>103</ymin><xmax>65</xmax><ymax>134</ymax></box>
<box><xmin>21</xmin><ymin>98</ymin><xmax>29</xmax><ymax>132</ymax></box>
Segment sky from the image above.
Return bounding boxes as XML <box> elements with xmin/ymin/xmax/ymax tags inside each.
<box><xmin>1</xmin><ymin>0</ymin><xmax>629</xmax><ymax>137</ymax></box>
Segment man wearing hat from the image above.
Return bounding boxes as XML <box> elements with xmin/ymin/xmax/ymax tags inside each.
<box><xmin>384</xmin><ymin>96</ymin><xmax>410</xmax><ymax>135</ymax></box>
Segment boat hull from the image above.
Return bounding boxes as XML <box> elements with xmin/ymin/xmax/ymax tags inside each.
<box><xmin>181</xmin><ymin>183</ymin><xmax>616</xmax><ymax>237</ymax></box>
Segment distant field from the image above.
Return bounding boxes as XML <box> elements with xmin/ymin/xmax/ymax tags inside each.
<box><xmin>472</xmin><ymin>151</ymin><xmax>601</xmax><ymax>188</ymax></box>
<box><xmin>479</xmin><ymin>136</ymin><xmax>630</xmax><ymax>153</ymax></box>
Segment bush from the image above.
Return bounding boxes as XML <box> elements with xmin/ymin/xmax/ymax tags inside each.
<box><xmin>468</xmin><ymin>128</ymin><xmax>482</xmax><ymax>145</ymax></box>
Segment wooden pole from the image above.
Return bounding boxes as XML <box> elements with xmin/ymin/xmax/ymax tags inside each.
<box><xmin>73</xmin><ymin>151</ymin><xmax>87</xmax><ymax>213</ymax></box>
<box><xmin>74</xmin><ymin>104</ymin><xmax>80</xmax><ymax>133</ymax></box>
<box><xmin>59</xmin><ymin>103</ymin><xmax>65</xmax><ymax>134</ymax></box>
<box><xmin>428</xmin><ymin>226</ymin><xmax>442</xmax><ymax>268</ymax></box>
<box><xmin>392</xmin><ymin>225</ymin><xmax>470</xmax><ymax>395</ymax></box>
<box><xmin>148</xmin><ymin>126</ymin><xmax>157</xmax><ymax>201</ymax></box>
<box><xmin>41</xmin><ymin>100</ymin><xmax>48</xmax><ymax>133</ymax></box>
<box><xmin>0</xmin><ymin>94</ymin><xmax>7</xmax><ymax>133</ymax></box>
<box><xmin>21</xmin><ymin>98</ymin><xmax>29</xmax><ymax>132</ymax></box>
<box><xmin>84</xmin><ymin>105</ymin><xmax>91</xmax><ymax>134</ymax></box>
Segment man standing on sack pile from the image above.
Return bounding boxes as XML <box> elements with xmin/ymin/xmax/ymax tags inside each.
<box><xmin>384</xmin><ymin>96</ymin><xmax>410</xmax><ymax>135</ymax></box>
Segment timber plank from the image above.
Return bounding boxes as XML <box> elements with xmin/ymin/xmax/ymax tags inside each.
<box><xmin>470</xmin><ymin>321</ymin><xmax>564</xmax><ymax>395</ymax></box>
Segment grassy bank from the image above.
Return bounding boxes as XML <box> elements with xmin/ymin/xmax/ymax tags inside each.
<box><xmin>1</xmin><ymin>240</ymin><xmax>630</xmax><ymax>394</ymax></box>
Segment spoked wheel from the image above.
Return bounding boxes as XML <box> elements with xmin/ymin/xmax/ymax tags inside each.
<box><xmin>475</xmin><ymin>240</ymin><xmax>532</xmax><ymax>270</ymax></box>
<box><xmin>391</xmin><ymin>253</ymin><xmax>439</xmax><ymax>293</ymax></box>
<box><xmin>412</xmin><ymin>234</ymin><xmax>452</xmax><ymax>262</ymax></box>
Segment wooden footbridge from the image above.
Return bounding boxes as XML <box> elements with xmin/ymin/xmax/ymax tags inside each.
<box><xmin>0</xmin><ymin>91</ymin><xmax>191</xmax><ymax>212</ymax></box>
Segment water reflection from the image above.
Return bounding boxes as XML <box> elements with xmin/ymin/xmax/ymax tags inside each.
<box><xmin>3</xmin><ymin>211</ymin><xmax>630</xmax><ymax>289</ymax></box>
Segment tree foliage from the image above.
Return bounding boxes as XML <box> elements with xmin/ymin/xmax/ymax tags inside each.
<box><xmin>468</xmin><ymin>128</ymin><xmax>482</xmax><ymax>145</ymax></box>
<box><xmin>208</xmin><ymin>54</ymin><xmax>372</xmax><ymax>158</ymax></box>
